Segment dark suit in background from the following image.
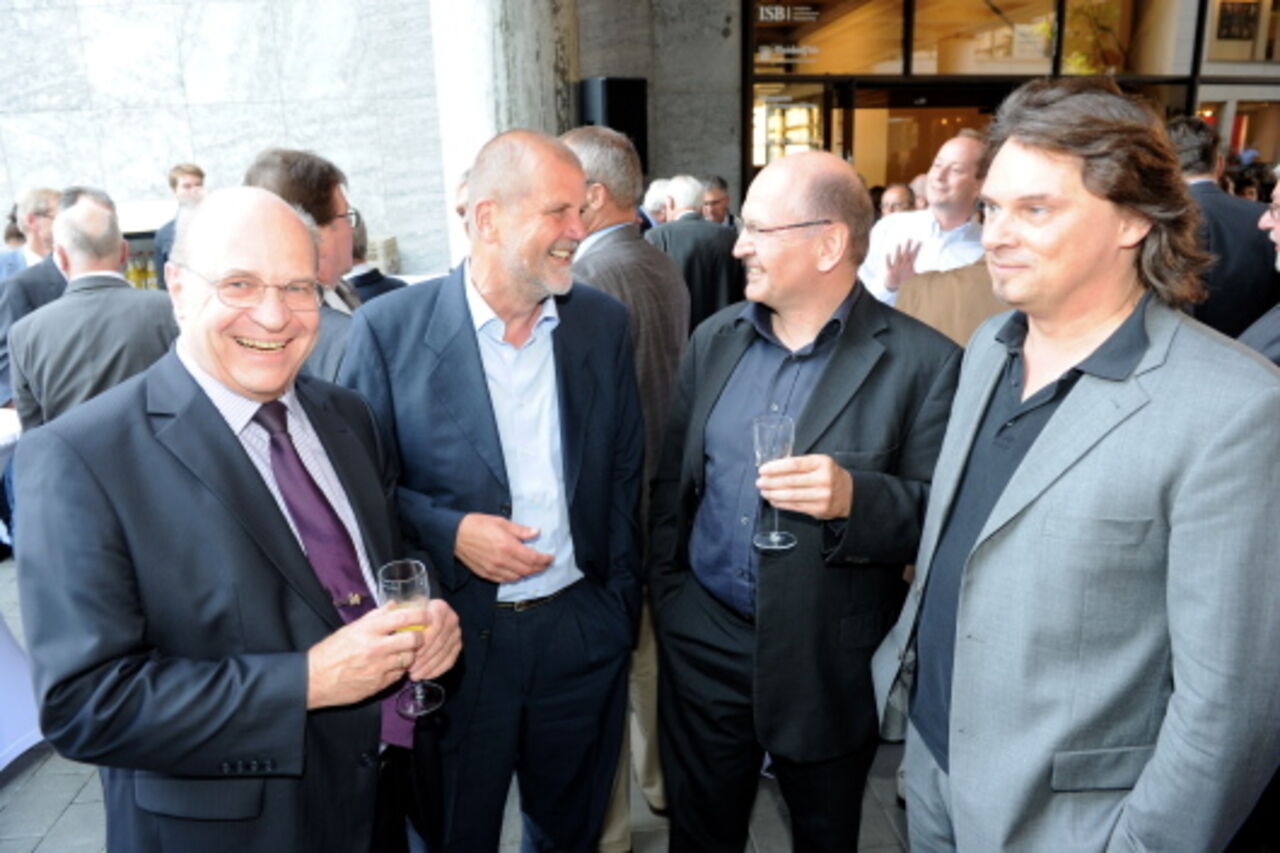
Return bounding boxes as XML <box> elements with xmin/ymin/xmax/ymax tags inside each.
<box><xmin>340</xmin><ymin>268</ymin><xmax>644</xmax><ymax>851</ymax></box>
<box><xmin>153</xmin><ymin>218</ymin><xmax>175</xmax><ymax>289</ymax></box>
<box><xmin>347</xmin><ymin>266</ymin><xmax>407</xmax><ymax>304</ymax></box>
<box><xmin>0</xmin><ymin>256</ymin><xmax>66</xmax><ymax>403</ymax></box>
<box><xmin>574</xmin><ymin>222</ymin><xmax>688</xmax><ymax>845</ymax></box>
<box><xmin>1187</xmin><ymin>180</ymin><xmax>1280</xmax><ymax>336</ymax></box>
<box><xmin>16</xmin><ymin>354</ymin><xmax>398</xmax><ymax>853</ymax></box>
<box><xmin>645</xmin><ymin>211</ymin><xmax>744</xmax><ymax>332</ymax></box>
<box><xmin>1240</xmin><ymin>302</ymin><xmax>1280</xmax><ymax>365</ymax></box>
<box><xmin>8</xmin><ymin>273</ymin><xmax>177</xmax><ymax>429</ymax></box>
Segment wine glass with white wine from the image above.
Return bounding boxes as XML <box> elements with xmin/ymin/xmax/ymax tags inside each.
<box><xmin>377</xmin><ymin>559</ymin><xmax>446</xmax><ymax>718</ymax></box>
<box><xmin>752</xmin><ymin>414</ymin><xmax>798</xmax><ymax>552</ymax></box>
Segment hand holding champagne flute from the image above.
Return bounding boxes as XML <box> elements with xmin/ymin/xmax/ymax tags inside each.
<box><xmin>377</xmin><ymin>559</ymin><xmax>446</xmax><ymax>717</ymax></box>
<box><xmin>753</xmin><ymin>414</ymin><xmax>798</xmax><ymax>552</ymax></box>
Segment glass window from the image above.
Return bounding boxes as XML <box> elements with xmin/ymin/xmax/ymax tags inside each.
<box><xmin>912</xmin><ymin>0</ymin><xmax>1054</xmax><ymax>75</ymax></box>
<box><xmin>752</xmin><ymin>0</ymin><xmax>904</xmax><ymax>75</ymax></box>
<box><xmin>752</xmin><ymin>83</ymin><xmax>825</xmax><ymax>168</ymax></box>
<box><xmin>851</xmin><ymin>90</ymin><xmax>991</xmax><ymax>187</ymax></box>
<box><xmin>1206</xmin><ymin>0</ymin><xmax>1280</xmax><ymax>62</ymax></box>
<box><xmin>1065</xmin><ymin>0</ymin><xmax>1193</xmax><ymax>75</ymax></box>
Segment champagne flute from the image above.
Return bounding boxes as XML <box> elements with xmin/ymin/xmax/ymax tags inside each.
<box><xmin>753</xmin><ymin>414</ymin><xmax>798</xmax><ymax>552</ymax></box>
<box><xmin>377</xmin><ymin>559</ymin><xmax>446</xmax><ymax>717</ymax></box>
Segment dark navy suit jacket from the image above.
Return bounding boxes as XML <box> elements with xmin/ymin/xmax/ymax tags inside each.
<box><xmin>16</xmin><ymin>352</ymin><xmax>399</xmax><ymax>852</ymax></box>
<box><xmin>339</xmin><ymin>267</ymin><xmax>644</xmax><ymax>723</ymax></box>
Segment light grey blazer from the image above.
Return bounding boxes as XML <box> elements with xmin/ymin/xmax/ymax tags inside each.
<box><xmin>873</xmin><ymin>297</ymin><xmax>1280</xmax><ymax>852</ymax></box>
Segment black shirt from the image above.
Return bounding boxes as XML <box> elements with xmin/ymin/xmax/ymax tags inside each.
<box><xmin>910</xmin><ymin>293</ymin><xmax>1150</xmax><ymax>772</ymax></box>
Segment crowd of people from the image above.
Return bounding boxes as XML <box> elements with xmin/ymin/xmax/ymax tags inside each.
<box><xmin>2</xmin><ymin>75</ymin><xmax>1279</xmax><ymax>853</ymax></box>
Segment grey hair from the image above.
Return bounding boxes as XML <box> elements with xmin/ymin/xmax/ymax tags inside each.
<box><xmin>642</xmin><ymin>179</ymin><xmax>670</xmax><ymax>214</ymax></box>
<box><xmin>560</xmin><ymin>126</ymin><xmax>644</xmax><ymax>208</ymax></box>
<box><xmin>52</xmin><ymin>192</ymin><xmax>121</xmax><ymax>263</ymax></box>
<box><xmin>15</xmin><ymin>187</ymin><xmax>59</xmax><ymax>235</ymax></box>
<box><xmin>666</xmin><ymin>174</ymin><xmax>704</xmax><ymax>211</ymax></box>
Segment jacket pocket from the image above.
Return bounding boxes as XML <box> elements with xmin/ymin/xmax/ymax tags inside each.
<box><xmin>1050</xmin><ymin>745</ymin><xmax>1155</xmax><ymax>792</ymax></box>
<box><xmin>135</xmin><ymin>774</ymin><xmax>264</xmax><ymax>820</ymax></box>
<box><xmin>1042</xmin><ymin>515</ymin><xmax>1153</xmax><ymax>546</ymax></box>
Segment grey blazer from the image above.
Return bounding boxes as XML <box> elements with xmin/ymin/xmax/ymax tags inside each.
<box><xmin>8</xmin><ymin>274</ymin><xmax>177</xmax><ymax>429</ymax></box>
<box><xmin>873</xmin><ymin>298</ymin><xmax>1280</xmax><ymax>852</ymax></box>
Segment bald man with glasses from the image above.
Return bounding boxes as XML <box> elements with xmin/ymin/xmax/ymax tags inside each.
<box><xmin>649</xmin><ymin>150</ymin><xmax>960</xmax><ymax>852</ymax></box>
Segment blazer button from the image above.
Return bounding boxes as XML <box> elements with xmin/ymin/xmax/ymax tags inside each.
<box><xmin>219</xmin><ymin>761</ymin><xmax>232</xmax><ymax>775</ymax></box>
<box><xmin>359</xmin><ymin>751</ymin><xmax>377</xmax><ymax>768</ymax></box>
<box><xmin>248</xmin><ymin>760</ymin><xmax>260</xmax><ymax>773</ymax></box>
<box><xmin>235</xmin><ymin>760</ymin><xmax>246</xmax><ymax>774</ymax></box>
<box><xmin>498</xmin><ymin>502</ymin><xmax>512</xmax><ymax>518</ymax></box>
<box><xmin>479</xmin><ymin>628</ymin><xmax>491</xmax><ymax>640</ymax></box>
<box><xmin>263</xmin><ymin>759</ymin><xmax>276</xmax><ymax>772</ymax></box>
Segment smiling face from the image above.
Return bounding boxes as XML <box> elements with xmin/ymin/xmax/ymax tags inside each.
<box><xmin>927</xmin><ymin>136</ymin><xmax>983</xmax><ymax>216</ymax></box>
<box><xmin>981</xmin><ymin>139</ymin><xmax>1150</xmax><ymax>321</ymax></box>
<box><xmin>490</xmin><ymin>151</ymin><xmax>587</xmax><ymax>301</ymax></box>
<box><xmin>169</xmin><ymin>188</ymin><xmax>320</xmax><ymax>403</ymax></box>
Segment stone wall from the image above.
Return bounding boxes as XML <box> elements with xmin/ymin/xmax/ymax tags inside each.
<box><xmin>0</xmin><ymin>0</ymin><xmax>449</xmax><ymax>274</ymax></box>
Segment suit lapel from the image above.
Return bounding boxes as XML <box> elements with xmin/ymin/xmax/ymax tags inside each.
<box><xmin>969</xmin><ymin>299</ymin><xmax>1174</xmax><ymax>552</ymax></box>
<box><xmin>297</xmin><ymin>380</ymin><xmax>392</xmax><ymax>571</ymax></box>
<box><xmin>146</xmin><ymin>354</ymin><xmax>341</xmax><ymax>629</ymax></box>
<box><xmin>554</xmin><ymin>291</ymin><xmax>596</xmax><ymax>500</ymax></box>
<box><xmin>422</xmin><ymin>269</ymin><xmax>509</xmax><ymax>491</ymax></box>
<box><xmin>686</xmin><ymin>320</ymin><xmax>755</xmax><ymax>485</ymax></box>
<box><xmin>794</xmin><ymin>292</ymin><xmax>887</xmax><ymax>453</ymax></box>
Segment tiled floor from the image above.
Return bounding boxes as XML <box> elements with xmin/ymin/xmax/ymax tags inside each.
<box><xmin>1</xmin><ymin>559</ymin><xmax>907</xmax><ymax>852</ymax></box>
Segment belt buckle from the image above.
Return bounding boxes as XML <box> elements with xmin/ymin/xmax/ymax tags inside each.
<box><xmin>512</xmin><ymin>598</ymin><xmax>537</xmax><ymax>613</ymax></box>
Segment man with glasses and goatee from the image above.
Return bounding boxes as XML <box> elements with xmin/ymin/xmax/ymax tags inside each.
<box><xmin>15</xmin><ymin>187</ymin><xmax>461</xmax><ymax>853</ymax></box>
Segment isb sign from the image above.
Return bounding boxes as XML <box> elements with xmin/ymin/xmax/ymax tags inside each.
<box><xmin>758</xmin><ymin>5</ymin><xmax>791</xmax><ymax>21</ymax></box>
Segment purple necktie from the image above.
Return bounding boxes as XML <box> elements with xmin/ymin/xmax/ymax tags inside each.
<box><xmin>254</xmin><ymin>401</ymin><xmax>413</xmax><ymax>748</ymax></box>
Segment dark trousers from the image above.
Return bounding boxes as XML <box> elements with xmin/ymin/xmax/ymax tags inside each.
<box><xmin>657</xmin><ymin>575</ymin><xmax>878</xmax><ymax>853</ymax></box>
<box><xmin>439</xmin><ymin>581</ymin><xmax>630</xmax><ymax>853</ymax></box>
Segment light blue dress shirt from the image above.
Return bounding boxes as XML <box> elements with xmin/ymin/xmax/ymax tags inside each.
<box><xmin>464</xmin><ymin>269</ymin><xmax>584</xmax><ymax>602</ymax></box>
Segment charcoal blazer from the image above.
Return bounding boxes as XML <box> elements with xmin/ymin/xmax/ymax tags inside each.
<box><xmin>645</xmin><ymin>212</ymin><xmax>744</xmax><ymax>332</ymax></box>
<box><xmin>649</xmin><ymin>287</ymin><xmax>960</xmax><ymax>761</ymax></box>
<box><xmin>0</xmin><ymin>255</ymin><xmax>66</xmax><ymax>403</ymax></box>
<box><xmin>1187</xmin><ymin>181</ymin><xmax>1280</xmax><ymax>336</ymax></box>
<box><xmin>16</xmin><ymin>352</ymin><xmax>399</xmax><ymax>853</ymax></box>
<box><xmin>8</xmin><ymin>273</ymin><xmax>177</xmax><ymax>429</ymax></box>
<box><xmin>873</xmin><ymin>299</ymin><xmax>1280</xmax><ymax>851</ymax></box>
<box><xmin>347</xmin><ymin>267</ymin><xmax>407</xmax><ymax>304</ymax></box>
<box><xmin>338</xmin><ymin>266</ymin><xmax>645</xmax><ymax>718</ymax></box>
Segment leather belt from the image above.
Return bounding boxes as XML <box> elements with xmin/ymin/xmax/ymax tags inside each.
<box><xmin>495</xmin><ymin>581</ymin><xmax>578</xmax><ymax>613</ymax></box>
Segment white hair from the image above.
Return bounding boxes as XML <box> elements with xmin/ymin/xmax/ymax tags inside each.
<box><xmin>642</xmin><ymin>179</ymin><xmax>670</xmax><ymax>214</ymax></box>
<box><xmin>665</xmin><ymin>174</ymin><xmax>705</xmax><ymax>211</ymax></box>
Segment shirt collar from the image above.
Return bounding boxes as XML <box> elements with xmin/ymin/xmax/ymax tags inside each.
<box><xmin>737</xmin><ymin>286</ymin><xmax>859</xmax><ymax>355</ymax></box>
<box><xmin>463</xmin><ymin>260</ymin><xmax>560</xmax><ymax>340</ymax></box>
<box><xmin>575</xmin><ymin>223</ymin><xmax>630</xmax><ymax>260</ymax></box>
<box><xmin>175</xmin><ymin>337</ymin><xmax>301</xmax><ymax>436</ymax></box>
<box><xmin>996</xmin><ymin>290</ymin><xmax>1151</xmax><ymax>381</ymax></box>
<box><xmin>21</xmin><ymin>246</ymin><xmax>43</xmax><ymax>268</ymax></box>
<box><xmin>68</xmin><ymin>270</ymin><xmax>129</xmax><ymax>286</ymax></box>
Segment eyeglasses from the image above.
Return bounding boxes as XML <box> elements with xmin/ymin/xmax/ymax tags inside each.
<box><xmin>180</xmin><ymin>266</ymin><xmax>323</xmax><ymax>312</ymax></box>
<box><xmin>740</xmin><ymin>219</ymin><xmax>833</xmax><ymax>239</ymax></box>
<box><xmin>336</xmin><ymin>208</ymin><xmax>361</xmax><ymax>229</ymax></box>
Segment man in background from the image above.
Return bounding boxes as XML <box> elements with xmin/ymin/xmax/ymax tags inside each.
<box><xmin>345</xmin><ymin>219</ymin><xmax>407</xmax><ymax>304</ymax></box>
<box><xmin>645</xmin><ymin>174</ymin><xmax>743</xmax><ymax>331</ymax></box>
<box><xmin>701</xmin><ymin>175</ymin><xmax>739</xmax><ymax>229</ymax></box>
<box><xmin>0</xmin><ymin>188</ymin><xmax>59</xmax><ymax>281</ymax></box>
<box><xmin>1167</xmin><ymin>116</ymin><xmax>1279</xmax><ymax>337</ymax></box>
<box><xmin>153</xmin><ymin>163</ymin><xmax>205</xmax><ymax>289</ymax></box>
<box><xmin>9</xmin><ymin>188</ymin><xmax>176</xmax><ymax>429</ymax></box>
<box><xmin>561</xmin><ymin>124</ymin><xmax>688</xmax><ymax>853</ymax></box>
<box><xmin>860</xmin><ymin>132</ymin><xmax>985</xmax><ymax>305</ymax></box>
<box><xmin>245</xmin><ymin>148</ymin><xmax>359</xmax><ymax>380</ymax></box>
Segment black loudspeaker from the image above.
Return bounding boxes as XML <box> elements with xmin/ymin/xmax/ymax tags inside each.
<box><xmin>579</xmin><ymin>77</ymin><xmax>648</xmax><ymax>173</ymax></box>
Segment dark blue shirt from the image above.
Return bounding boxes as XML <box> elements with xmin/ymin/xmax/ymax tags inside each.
<box><xmin>910</xmin><ymin>293</ymin><xmax>1150</xmax><ymax>772</ymax></box>
<box><xmin>688</xmin><ymin>290</ymin><xmax>857</xmax><ymax>618</ymax></box>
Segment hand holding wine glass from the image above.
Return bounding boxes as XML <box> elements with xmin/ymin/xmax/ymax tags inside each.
<box><xmin>378</xmin><ymin>559</ymin><xmax>447</xmax><ymax>717</ymax></box>
<box><xmin>753</xmin><ymin>414</ymin><xmax>798</xmax><ymax>552</ymax></box>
